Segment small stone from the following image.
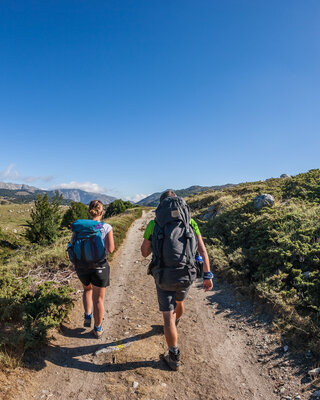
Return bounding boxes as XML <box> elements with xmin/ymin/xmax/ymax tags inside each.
<box><xmin>294</xmin><ymin>396</ymin><xmax>301</xmax><ymax>400</ymax></box>
<box><xmin>253</xmin><ymin>194</ymin><xmax>275</xmax><ymax>210</ymax></box>
<box><xmin>161</xmin><ymin>383</ymin><xmax>167</xmax><ymax>387</ymax></box>
<box><xmin>309</xmin><ymin>368</ymin><xmax>320</xmax><ymax>379</ymax></box>
<box><xmin>13</xmin><ymin>229</ymin><xmax>17</xmax><ymax>233</ymax></box>
<box><xmin>280</xmin><ymin>387</ymin><xmax>286</xmax><ymax>394</ymax></box>
<box><xmin>132</xmin><ymin>381</ymin><xmax>139</xmax><ymax>389</ymax></box>
<box><xmin>283</xmin><ymin>345</ymin><xmax>289</xmax><ymax>352</ymax></box>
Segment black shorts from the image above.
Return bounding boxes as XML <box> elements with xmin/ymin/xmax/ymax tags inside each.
<box><xmin>75</xmin><ymin>260</ymin><xmax>110</xmax><ymax>288</ymax></box>
<box><xmin>156</xmin><ymin>284</ymin><xmax>190</xmax><ymax>312</ymax></box>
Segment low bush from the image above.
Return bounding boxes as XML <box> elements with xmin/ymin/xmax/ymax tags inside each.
<box><xmin>104</xmin><ymin>199</ymin><xmax>133</xmax><ymax>218</ymax></box>
<box><xmin>61</xmin><ymin>202</ymin><xmax>89</xmax><ymax>228</ymax></box>
<box><xmin>0</xmin><ymin>273</ymin><xmax>73</xmax><ymax>355</ymax></box>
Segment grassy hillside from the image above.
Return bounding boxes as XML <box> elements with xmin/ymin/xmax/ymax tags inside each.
<box><xmin>188</xmin><ymin>169</ymin><xmax>320</xmax><ymax>351</ymax></box>
<box><xmin>0</xmin><ymin>204</ymin><xmax>143</xmax><ymax>369</ymax></box>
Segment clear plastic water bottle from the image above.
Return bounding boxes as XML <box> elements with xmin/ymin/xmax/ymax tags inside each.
<box><xmin>195</xmin><ymin>253</ymin><xmax>203</xmax><ymax>278</ymax></box>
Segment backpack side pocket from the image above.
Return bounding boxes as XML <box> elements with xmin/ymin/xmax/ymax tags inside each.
<box><xmin>67</xmin><ymin>242</ymin><xmax>76</xmax><ymax>264</ymax></box>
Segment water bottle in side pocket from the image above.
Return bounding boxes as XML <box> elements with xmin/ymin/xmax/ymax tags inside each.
<box><xmin>195</xmin><ymin>253</ymin><xmax>203</xmax><ymax>278</ymax></box>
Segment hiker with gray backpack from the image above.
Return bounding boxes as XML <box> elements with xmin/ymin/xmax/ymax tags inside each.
<box><xmin>141</xmin><ymin>190</ymin><xmax>213</xmax><ymax>370</ymax></box>
<box><xmin>67</xmin><ymin>200</ymin><xmax>114</xmax><ymax>338</ymax></box>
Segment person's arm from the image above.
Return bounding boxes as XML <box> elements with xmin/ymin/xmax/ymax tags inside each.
<box><xmin>197</xmin><ymin>235</ymin><xmax>213</xmax><ymax>291</ymax></box>
<box><xmin>105</xmin><ymin>229</ymin><xmax>115</xmax><ymax>254</ymax></box>
<box><xmin>141</xmin><ymin>239</ymin><xmax>152</xmax><ymax>257</ymax></box>
<box><xmin>141</xmin><ymin>220</ymin><xmax>154</xmax><ymax>257</ymax></box>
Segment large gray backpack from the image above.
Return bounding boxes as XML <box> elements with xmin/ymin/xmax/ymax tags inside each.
<box><xmin>150</xmin><ymin>196</ymin><xmax>198</xmax><ymax>291</ymax></box>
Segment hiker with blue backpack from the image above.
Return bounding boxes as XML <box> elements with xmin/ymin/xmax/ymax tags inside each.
<box><xmin>68</xmin><ymin>200</ymin><xmax>114</xmax><ymax>338</ymax></box>
<box><xmin>141</xmin><ymin>190</ymin><xmax>213</xmax><ymax>370</ymax></box>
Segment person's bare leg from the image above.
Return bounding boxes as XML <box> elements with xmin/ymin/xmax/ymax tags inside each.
<box><xmin>163</xmin><ymin>310</ymin><xmax>178</xmax><ymax>347</ymax></box>
<box><xmin>162</xmin><ymin>310</ymin><xmax>181</xmax><ymax>370</ymax></box>
<box><xmin>175</xmin><ymin>300</ymin><xmax>184</xmax><ymax>321</ymax></box>
<box><xmin>83</xmin><ymin>284</ymin><xmax>93</xmax><ymax>315</ymax></box>
<box><xmin>92</xmin><ymin>286</ymin><xmax>106</xmax><ymax>327</ymax></box>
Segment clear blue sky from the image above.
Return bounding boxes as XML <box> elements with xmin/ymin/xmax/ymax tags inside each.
<box><xmin>0</xmin><ymin>1</ymin><xmax>319</xmax><ymax>201</ymax></box>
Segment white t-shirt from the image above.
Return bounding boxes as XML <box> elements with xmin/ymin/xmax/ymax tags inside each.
<box><xmin>100</xmin><ymin>222</ymin><xmax>112</xmax><ymax>241</ymax></box>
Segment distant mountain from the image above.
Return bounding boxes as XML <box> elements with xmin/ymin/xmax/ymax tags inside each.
<box><xmin>0</xmin><ymin>187</ymin><xmax>72</xmax><ymax>205</ymax></box>
<box><xmin>0</xmin><ymin>182</ymin><xmax>117</xmax><ymax>205</ymax></box>
<box><xmin>0</xmin><ymin>182</ymin><xmax>38</xmax><ymax>192</ymax></box>
<box><xmin>57</xmin><ymin>189</ymin><xmax>116</xmax><ymax>204</ymax></box>
<box><xmin>138</xmin><ymin>184</ymin><xmax>234</xmax><ymax>207</ymax></box>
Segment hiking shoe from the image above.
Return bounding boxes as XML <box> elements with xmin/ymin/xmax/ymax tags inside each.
<box><xmin>162</xmin><ymin>350</ymin><xmax>181</xmax><ymax>371</ymax></box>
<box><xmin>84</xmin><ymin>314</ymin><xmax>92</xmax><ymax>328</ymax></box>
<box><xmin>93</xmin><ymin>325</ymin><xmax>103</xmax><ymax>338</ymax></box>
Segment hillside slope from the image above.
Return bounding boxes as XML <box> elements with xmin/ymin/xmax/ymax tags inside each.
<box><xmin>188</xmin><ymin>168</ymin><xmax>320</xmax><ymax>351</ymax></box>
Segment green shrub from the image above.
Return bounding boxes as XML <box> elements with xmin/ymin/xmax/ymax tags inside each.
<box><xmin>104</xmin><ymin>199</ymin><xmax>132</xmax><ymax>218</ymax></box>
<box><xmin>0</xmin><ymin>273</ymin><xmax>73</xmax><ymax>352</ymax></box>
<box><xmin>61</xmin><ymin>201</ymin><xmax>89</xmax><ymax>228</ymax></box>
<box><xmin>23</xmin><ymin>282</ymin><xmax>73</xmax><ymax>349</ymax></box>
<box><xmin>25</xmin><ymin>192</ymin><xmax>62</xmax><ymax>245</ymax></box>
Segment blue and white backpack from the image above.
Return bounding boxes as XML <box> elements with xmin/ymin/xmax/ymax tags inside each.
<box><xmin>67</xmin><ymin>219</ymin><xmax>106</xmax><ymax>265</ymax></box>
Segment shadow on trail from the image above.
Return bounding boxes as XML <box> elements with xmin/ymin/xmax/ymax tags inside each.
<box><xmin>104</xmin><ymin>359</ymin><xmax>168</xmax><ymax>372</ymax></box>
<box><xmin>24</xmin><ymin>325</ymin><xmax>164</xmax><ymax>373</ymax></box>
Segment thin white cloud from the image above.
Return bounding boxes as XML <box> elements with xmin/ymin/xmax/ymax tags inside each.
<box><xmin>1</xmin><ymin>164</ymin><xmax>20</xmax><ymax>180</ymax></box>
<box><xmin>0</xmin><ymin>164</ymin><xmax>53</xmax><ymax>183</ymax></box>
<box><xmin>53</xmin><ymin>181</ymin><xmax>106</xmax><ymax>193</ymax></box>
<box><xmin>126</xmin><ymin>193</ymin><xmax>149</xmax><ymax>203</ymax></box>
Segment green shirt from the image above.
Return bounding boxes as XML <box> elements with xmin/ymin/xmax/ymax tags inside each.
<box><xmin>143</xmin><ymin>218</ymin><xmax>201</xmax><ymax>240</ymax></box>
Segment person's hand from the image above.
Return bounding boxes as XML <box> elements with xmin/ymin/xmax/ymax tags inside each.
<box><xmin>203</xmin><ymin>279</ymin><xmax>213</xmax><ymax>291</ymax></box>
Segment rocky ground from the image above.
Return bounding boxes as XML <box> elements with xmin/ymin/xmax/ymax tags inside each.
<box><xmin>1</xmin><ymin>211</ymin><xmax>319</xmax><ymax>400</ymax></box>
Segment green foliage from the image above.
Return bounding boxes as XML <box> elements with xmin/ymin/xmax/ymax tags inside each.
<box><xmin>189</xmin><ymin>169</ymin><xmax>320</xmax><ymax>347</ymax></box>
<box><xmin>104</xmin><ymin>199</ymin><xmax>133</xmax><ymax>218</ymax></box>
<box><xmin>61</xmin><ymin>201</ymin><xmax>89</xmax><ymax>227</ymax></box>
<box><xmin>0</xmin><ymin>273</ymin><xmax>73</xmax><ymax>353</ymax></box>
<box><xmin>25</xmin><ymin>192</ymin><xmax>62</xmax><ymax>245</ymax></box>
<box><xmin>23</xmin><ymin>282</ymin><xmax>73</xmax><ymax>349</ymax></box>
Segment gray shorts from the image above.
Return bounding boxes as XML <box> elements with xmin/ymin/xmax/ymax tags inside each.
<box><xmin>156</xmin><ymin>284</ymin><xmax>190</xmax><ymax>312</ymax></box>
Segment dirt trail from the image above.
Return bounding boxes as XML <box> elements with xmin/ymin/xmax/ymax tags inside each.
<box><xmin>10</xmin><ymin>211</ymin><xmax>311</xmax><ymax>400</ymax></box>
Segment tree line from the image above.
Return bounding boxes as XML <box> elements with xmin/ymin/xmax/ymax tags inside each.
<box><xmin>26</xmin><ymin>193</ymin><xmax>136</xmax><ymax>245</ymax></box>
